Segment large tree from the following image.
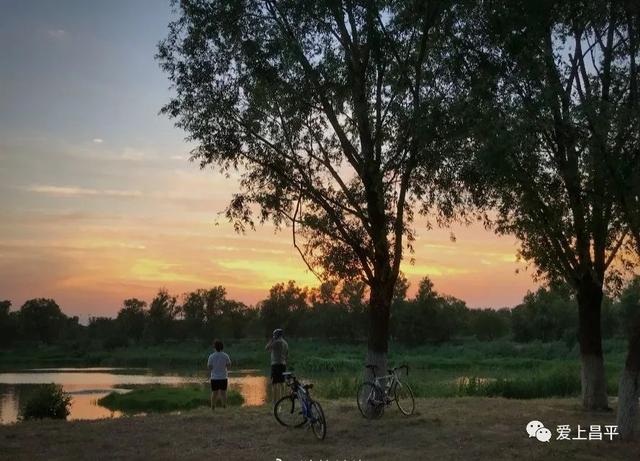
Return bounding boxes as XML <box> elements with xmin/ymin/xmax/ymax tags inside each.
<box><xmin>158</xmin><ymin>0</ymin><xmax>464</xmax><ymax>371</ymax></box>
<box><xmin>0</xmin><ymin>300</ymin><xmax>17</xmax><ymax>348</ymax></box>
<box><xmin>465</xmin><ymin>0</ymin><xmax>629</xmax><ymax>410</ymax></box>
<box><xmin>116</xmin><ymin>298</ymin><xmax>147</xmax><ymax>343</ymax></box>
<box><xmin>146</xmin><ymin>288</ymin><xmax>179</xmax><ymax>344</ymax></box>
<box><xmin>19</xmin><ymin>298</ymin><xmax>67</xmax><ymax>344</ymax></box>
<box><xmin>583</xmin><ymin>0</ymin><xmax>640</xmax><ymax>440</ymax></box>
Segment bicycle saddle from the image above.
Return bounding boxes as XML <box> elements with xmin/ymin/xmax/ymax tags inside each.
<box><xmin>303</xmin><ymin>383</ymin><xmax>313</xmax><ymax>390</ymax></box>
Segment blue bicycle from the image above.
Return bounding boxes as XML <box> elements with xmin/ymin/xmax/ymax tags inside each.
<box><xmin>274</xmin><ymin>371</ymin><xmax>327</xmax><ymax>440</ymax></box>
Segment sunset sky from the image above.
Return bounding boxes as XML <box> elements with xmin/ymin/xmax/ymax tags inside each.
<box><xmin>0</xmin><ymin>0</ymin><xmax>537</xmax><ymax>320</ymax></box>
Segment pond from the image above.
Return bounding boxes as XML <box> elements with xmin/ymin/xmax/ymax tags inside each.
<box><xmin>0</xmin><ymin>368</ymin><xmax>269</xmax><ymax>424</ymax></box>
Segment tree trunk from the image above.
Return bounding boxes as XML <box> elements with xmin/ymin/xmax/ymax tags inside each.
<box><xmin>616</xmin><ymin>313</ymin><xmax>640</xmax><ymax>439</ymax></box>
<box><xmin>577</xmin><ymin>276</ymin><xmax>609</xmax><ymax>411</ymax></box>
<box><xmin>365</xmin><ymin>282</ymin><xmax>393</xmax><ymax>382</ymax></box>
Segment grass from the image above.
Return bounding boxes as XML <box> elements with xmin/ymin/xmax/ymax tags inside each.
<box><xmin>1</xmin><ymin>398</ymin><xmax>638</xmax><ymax>461</ymax></box>
<box><xmin>313</xmin><ymin>369</ymin><xmax>586</xmax><ymax>401</ymax></box>
<box><xmin>1</xmin><ymin>337</ymin><xmax>629</xmax><ymax>403</ymax></box>
<box><xmin>456</xmin><ymin>366</ymin><xmax>582</xmax><ymax>399</ymax></box>
<box><xmin>0</xmin><ymin>337</ymin><xmax>629</xmax><ymax>371</ymax></box>
<box><xmin>97</xmin><ymin>385</ymin><xmax>244</xmax><ymax>413</ymax></box>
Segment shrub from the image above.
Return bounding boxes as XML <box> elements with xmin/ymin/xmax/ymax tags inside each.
<box><xmin>20</xmin><ymin>383</ymin><xmax>71</xmax><ymax>420</ymax></box>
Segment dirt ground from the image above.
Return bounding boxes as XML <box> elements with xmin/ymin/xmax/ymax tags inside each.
<box><xmin>1</xmin><ymin>398</ymin><xmax>639</xmax><ymax>461</ymax></box>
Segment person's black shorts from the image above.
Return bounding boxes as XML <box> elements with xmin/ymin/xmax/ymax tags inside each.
<box><xmin>271</xmin><ymin>364</ymin><xmax>286</xmax><ymax>384</ymax></box>
<box><xmin>210</xmin><ymin>379</ymin><xmax>228</xmax><ymax>391</ymax></box>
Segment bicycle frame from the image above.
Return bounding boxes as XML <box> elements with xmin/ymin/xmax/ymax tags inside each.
<box><xmin>284</xmin><ymin>374</ymin><xmax>314</xmax><ymax>420</ymax></box>
<box><xmin>275</xmin><ymin>371</ymin><xmax>327</xmax><ymax>441</ymax></box>
<box><xmin>365</xmin><ymin>365</ymin><xmax>409</xmax><ymax>405</ymax></box>
<box><xmin>373</xmin><ymin>373</ymin><xmax>400</xmax><ymax>397</ymax></box>
<box><xmin>357</xmin><ymin>364</ymin><xmax>414</xmax><ymax>419</ymax></box>
<box><xmin>294</xmin><ymin>385</ymin><xmax>312</xmax><ymax>418</ymax></box>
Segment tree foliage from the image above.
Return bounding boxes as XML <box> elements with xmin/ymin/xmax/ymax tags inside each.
<box><xmin>4</xmin><ymin>276</ymin><xmax>640</xmax><ymax>349</ymax></box>
<box><xmin>157</xmin><ymin>0</ymin><xmax>473</xmax><ymax>360</ymax></box>
<box><xmin>392</xmin><ymin>277</ymin><xmax>471</xmax><ymax>345</ymax></box>
<box><xmin>465</xmin><ymin>0</ymin><xmax>628</xmax><ymax>290</ymax></box>
<box><xmin>19</xmin><ymin>298</ymin><xmax>67</xmax><ymax>345</ymax></box>
<box><xmin>146</xmin><ymin>289</ymin><xmax>179</xmax><ymax>344</ymax></box>
<box><xmin>116</xmin><ymin>298</ymin><xmax>147</xmax><ymax>344</ymax></box>
<box><xmin>462</xmin><ymin>0</ymin><xmax>638</xmax><ymax>409</ymax></box>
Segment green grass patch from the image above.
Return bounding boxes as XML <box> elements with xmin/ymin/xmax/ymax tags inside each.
<box><xmin>98</xmin><ymin>385</ymin><xmax>244</xmax><ymax>413</ymax></box>
<box><xmin>0</xmin><ymin>338</ymin><xmax>629</xmax><ymax>372</ymax></box>
<box><xmin>456</xmin><ymin>366</ymin><xmax>582</xmax><ymax>399</ymax></box>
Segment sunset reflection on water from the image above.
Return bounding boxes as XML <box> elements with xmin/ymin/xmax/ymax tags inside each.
<box><xmin>0</xmin><ymin>369</ymin><xmax>269</xmax><ymax>424</ymax></box>
<box><xmin>229</xmin><ymin>375</ymin><xmax>268</xmax><ymax>406</ymax></box>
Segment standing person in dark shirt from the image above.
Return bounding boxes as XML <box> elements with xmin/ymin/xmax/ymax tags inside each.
<box><xmin>265</xmin><ymin>328</ymin><xmax>288</xmax><ymax>405</ymax></box>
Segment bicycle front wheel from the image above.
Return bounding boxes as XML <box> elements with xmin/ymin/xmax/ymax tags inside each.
<box><xmin>274</xmin><ymin>394</ymin><xmax>306</xmax><ymax>427</ymax></box>
<box><xmin>310</xmin><ymin>400</ymin><xmax>327</xmax><ymax>440</ymax></box>
<box><xmin>394</xmin><ymin>381</ymin><xmax>415</xmax><ymax>416</ymax></box>
<box><xmin>356</xmin><ymin>382</ymin><xmax>384</xmax><ymax>419</ymax></box>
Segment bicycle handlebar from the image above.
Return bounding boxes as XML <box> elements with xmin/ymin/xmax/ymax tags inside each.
<box><xmin>395</xmin><ymin>364</ymin><xmax>409</xmax><ymax>376</ymax></box>
<box><xmin>364</xmin><ymin>364</ymin><xmax>409</xmax><ymax>376</ymax></box>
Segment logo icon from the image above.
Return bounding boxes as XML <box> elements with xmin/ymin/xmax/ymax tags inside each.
<box><xmin>526</xmin><ymin>420</ymin><xmax>551</xmax><ymax>442</ymax></box>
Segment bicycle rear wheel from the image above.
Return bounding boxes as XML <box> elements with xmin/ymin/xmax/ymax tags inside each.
<box><xmin>274</xmin><ymin>394</ymin><xmax>306</xmax><ymax>427</ymax></box>
<box><xmin>356</xmin><ymin>382</ymin><xmax>384</xmax><ymax>419</ymax></box>
<box><xmin>310</xmin><ymin>400</ymin><xmax>327</xmax><ymax>440</ymax></box>
<box><xmin>394</xmin><ymin>381</ymin><xmax>415</xmax><ymax>416</ymax></box>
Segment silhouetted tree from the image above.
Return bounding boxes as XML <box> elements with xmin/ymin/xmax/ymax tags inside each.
<box><xmin>593</xmin><ymin>0</ymin><xmax>640</xmax><ymax>426</ymax></box>
<box><xmin>87</xmin><ymin>316</ymin><xmax>120</xmax><ymax>348</ymax></box>
<box><xmin>146</xmin><ymin>289</ymin><xmax>179</xmax><ymax>344</ymax></box>
<box><xmin>465</xmin><ymin>0</ymin><xmax>629</xmax><ymax>410</ymax></box>
<box><xmin>392</xmin><ymin>277</ymin><xmax>468</xmax><ymax>344</ymax></box>
<box><xmin>468</xmin><ymin>308</ymin><xmax>510</xmax><ymax>341</ymax></box>
<box><xmin>0</xmin><ymin>300</ymin><xmax>17</xmax><ymax>347</ymax></box>
<box><xmin>392</xmin><ymin>273</ymin><xmax>410</xmax><ymax>305</ymax></box>
<box><xmin>181</xmin><ymin>289</ymin><xmax>207</xmax><ymax>340</ymax></box>
<box><xmin>203</xmin><ymin>286</ymin><xmax>228</xmax><ymax>335</ymax></box>
<box><xmin>158</xmin><ymin>0</ymin><xmax>468</xmax><ymax>372</ymax></box>
<box><xmin>116</xmin><ymin>298</ymin><xmax>147</xmax><ymax>344</ymax></box>
<box><xmin>260</xmin><ymin>281</ymin><xmax>308</xmax><ymax>337</ymax></box>
<box><xmin>511</xmin><ymin>286</ymin><xmax>576</xmax><ymax>343</ymax></box>
<box><xmin>307</xmin><ymin>282</ymin><xmax>354</xmax><ymax>340</ymax></box>
<box><xmin>617</xmin><ymin>278</ymin><xmax>640</xmax><ymax>338</ymax></box>
<box><xmin>617</xmin><ymin>277</ymin><xmax>640</xmax><ymax>438</ymax></box>
<box><xmin>220</xmin><ymin>300</ymin><xmax>252</xmax><ymax>339</ymax></box>
<box><xmin>19</xmin><ymin>298</ymin><xmax>66</xmax><ymax>344</ymax></box>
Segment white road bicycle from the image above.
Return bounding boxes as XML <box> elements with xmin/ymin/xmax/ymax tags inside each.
<box><xmin>356</xmin><ymin>364</ymin><xmax>415</xmax><ymax>419</ymax></box>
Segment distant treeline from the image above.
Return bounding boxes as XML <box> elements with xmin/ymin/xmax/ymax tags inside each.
<box><xmin>1</xmin><ymin>276</ymin><xmax>639</xmax><ymax>349</ymax></box>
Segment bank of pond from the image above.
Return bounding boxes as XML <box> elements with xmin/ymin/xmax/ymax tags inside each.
<box><xmin>0</xmin><ymin>338</ymin><xmax>629</xmax><ymax>423</ymax></box>
<box><xmin>0</xmin><ymin>366</ymin><xmax>624</xmax><ymax>424</ymax></box>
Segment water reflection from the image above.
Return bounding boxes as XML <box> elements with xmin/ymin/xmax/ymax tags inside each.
<box><xmin>0</xmin><ymin>386</ymin><xmax>20</xmax><ymax>424</ymax></box>
<box><xmin>67</xmin><ymin>392</ymin><xmax>123</xmax><ymax>421</ymax></box>
<box><xmin>229</xmin><ymin>375</ymin><xmax>268</xmax><ymax>406</ymax></box>
<box><xmin>0</xmin><ymin>368</ymin><xmax>268</xmax><ymax>424</ymax></box>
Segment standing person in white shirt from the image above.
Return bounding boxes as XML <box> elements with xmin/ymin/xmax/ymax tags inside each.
<box><xmin>207</xmin><ymin>339</ymin><xmax>231</xmax><ymax>409</ymax></box>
